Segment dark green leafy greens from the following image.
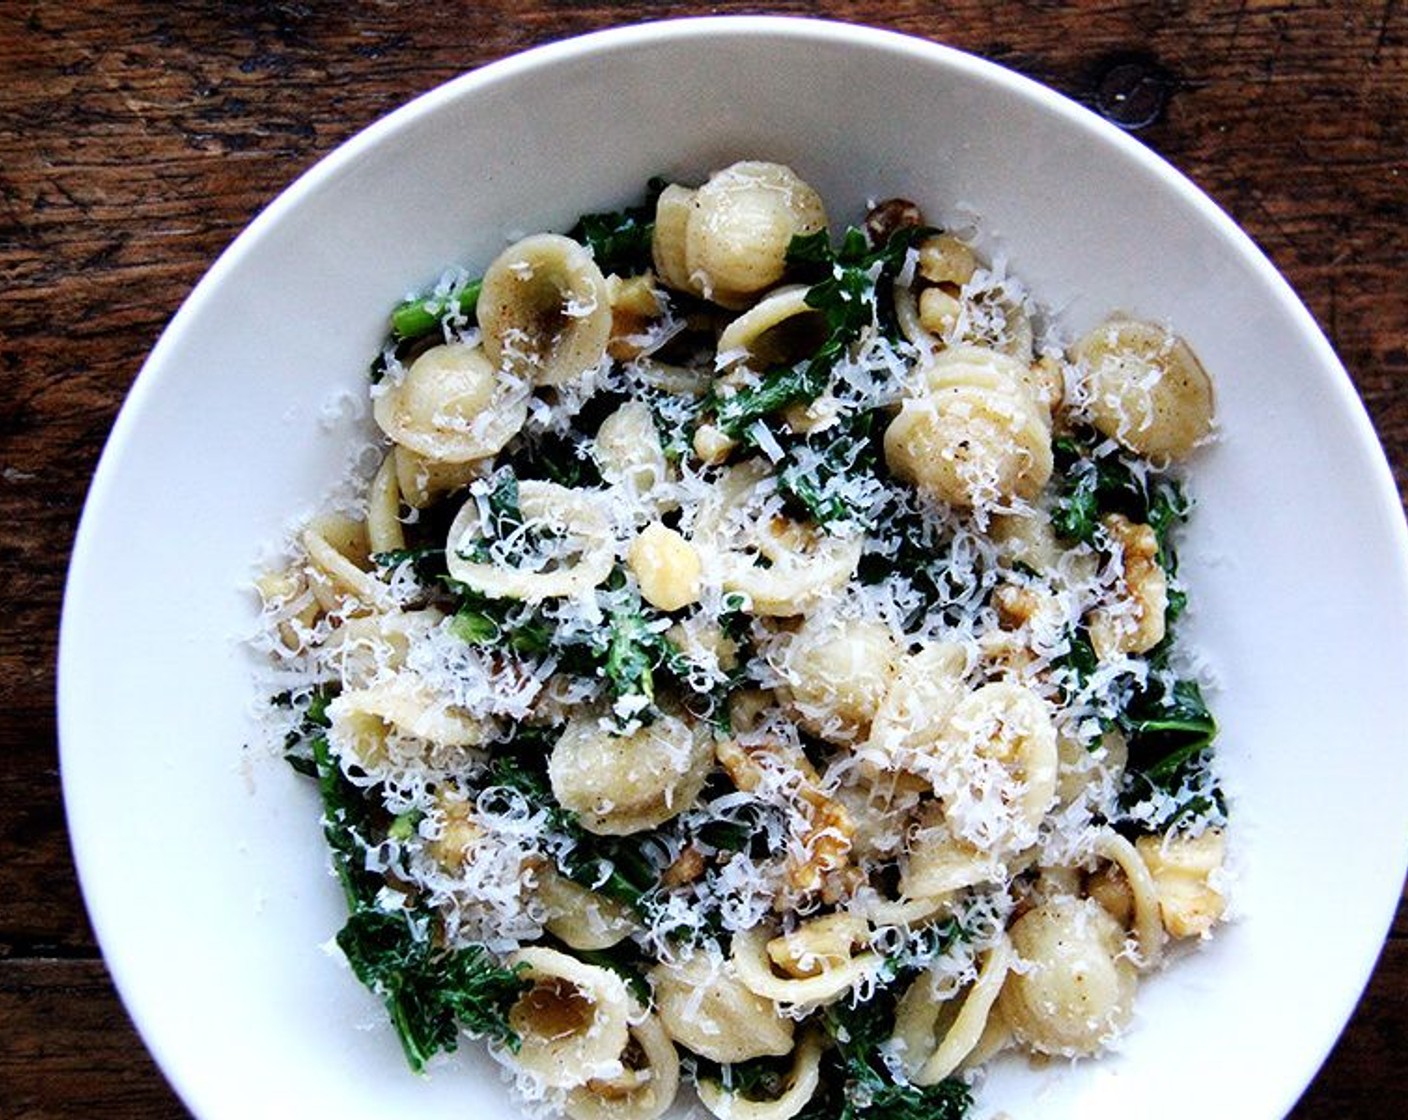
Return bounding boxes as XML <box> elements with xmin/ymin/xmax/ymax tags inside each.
<box><xmin>776</xmin><ymin>409</ymin><xmax>883</xmax><ymax>529</ymax></box>
<box><xmin>310</xmin><ymin>736</ymin><xmax>527</xmax><ymax>1072</ymax></box>
<box><xmin>709</xmin><ymin>224</ymin><xmax>927</xmax><ymax>438</ymax></box>
<box><xmin>567</xmin><ymin>177</ymin><xmax>667</xmax><ymax>276</ymax></box>
<box><xmin>1047</xmin><ymin>431</ymin><xmax>1219</xmax><ymax>827</ymax></box>
<box><xmin>796</xmin><ymin>994</ymin><xmax>972</xmax><ymax>1120</ymax></box>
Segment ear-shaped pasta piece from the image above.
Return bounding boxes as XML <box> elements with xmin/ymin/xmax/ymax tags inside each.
<box><xmin>697</xmin><ymin>1029</ymin><xmax>823</xmax><ymax>1120</ymax></box>
<box><xmin>301</xmin><ymin>515</ymin><xmax>388</xmax><ymax>614</ymax></box>
<box><xmin>1134</xmin><ymin>828</ymin><xmax>1228</xmax><ymax>940</ymax></box>
<box><xmin>729</xmin><ymin>925</ymin><xmax>883</xmax><ymax>1008</ymax></box>
<box><xmin>1054</xmin><ymin>726</ymin><xmax>1127</xmax><ymax>808</ymax></box>
<box><xmin>764</xmin><ymin>913</ymin><xmax>871</xmax><ymax>979</ymax></box>
<box><xmin>507</xmin><ymin>947</ymin><xmax>633</xmax><ymax>1089</ymax></box>
<box><xmin>884</xmin><ymin>345</ymin><xmax>1053</xmax><ymax>511</ymax></box>
<box><xmin>254</xmin><ymin>566</ymin><xmax>319</xmax><ymax>650</ymax></box>
<box><xmin>564</xmin><ymin>1008</ymin><xmax>680</xmax><ymax>1120</ymax></box>
<box><xmin>651</xmin><ymin>183</ymin><xmax>698</xmax><ymax>294</ymax></box>
<box><xmin>900</xmin><ymin>804</ymin><xmax>1007</xmax><ymax>898</ymax></box>
<box><xmin>861</xmin><ymin>641</ymin><xmax>968</xmax><ymax>776</ymax></box>
<box><xmin>365</xmin><ymin>452</ymin><xmax>406</xmax><ymax>555</ymax></box>
<box><xmin>926</xmin><ymin>682</ymin><xmax>1058</xmax><ymax>856</ymax></box>
<box><xmin>849</xmin><ymin>891</ymin><xmax>955</xmax><ymax>929</ymax></box>
<box><xmin>692</xmin><ymin>460</ymin><xmax>862</xmax><ymax>617</ymax></box>
<box><xmin>548</xmin><ymin>711</ymin><xmax>713</xmax><ymax>835</ymax></box>
<box><xmin>770</xmin><ymin>613</ymin><xmax>899</xmax><ymax>745</ymax></box>
<box><xmin>445</xmin><ymin>480</ymin><xmax>615</xmax><ymax>601</ymax></box>
<box><xmin>327</xmin><ymin>606</ymin><xmax>444</xmax><ymax>688</ymax></box>
<box><xmin>393</xmin><ymin>443</ymin><xmax>485</xmax><ymax>509</ymax></box>
<box><xmin>649</xmin><ymin>951</ymin><xmax>795</xmax><ymax>1064</ymax></box>
<box><xmin>535</xmin><ymin>865</ymin><xmax>640</xmax><ymax>951</ymax></box>
<box><xmin>594</xmin><ymin>400</ymin><xmax>669</xmax><ymax>498</ymax></box>
<box><xmin>478</xmin><ymin>233</ymin><xmax>612</xmax><ymax>386</ymax></box>
<box><xmin>997</xmin><ymin>895</ymin><xmax>1137</xmax><ymax>1058</ymax></box>
<box><xmin>327</xmin><ymin>672</ymin><xmax>487</xmax><ymax>769</ymax></box>
<box><xmin>1072</xmin><ymin>318</ymin><xmax>1214</xmax><ymax>461</ymax></box>
<box><xmin>892</xmin><ymin>936</ymin><xmax>1014</xmax><ymax>1085</ymax></box>
<box><xmin>678</xmin><ymin>161</ymin><xmax>827</xmax><ymax>308</ymax></box>
<box><xmin>716</xmin><ymin>285</ymin><xmax>828</xmax><ymax>372</ymax></box>
<box><xmin>1092</xmin><ymin>829</ymin><xmax>1166</xmax><ymax>966</ymax></box>
<box><xmin>605</xmin><ymin>273</ymin><xmax>670</xmax><ymax>362</ymax></box>
<box><xmin>373</xmin><ymin>342</ymin><xmax>529</xmax><ymax>463</ymax></box>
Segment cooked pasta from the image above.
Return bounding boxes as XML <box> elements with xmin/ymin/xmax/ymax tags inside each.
<box><xmin>256</xmin><ymin>161</ymin><xmax>1227</xmax><ymax>1120</ymax></box>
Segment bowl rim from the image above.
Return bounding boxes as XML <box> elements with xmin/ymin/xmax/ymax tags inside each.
<box><xmin>58</xmin><ymin>14</ymin><xmax>1408</xmax><ymax>1120</ymax></box>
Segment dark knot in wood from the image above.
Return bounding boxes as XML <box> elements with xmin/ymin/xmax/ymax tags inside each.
<box><xmin>1094</xmin><ymin>57</ymin><xmax>1175</xmax><ymax>130</ymax></box>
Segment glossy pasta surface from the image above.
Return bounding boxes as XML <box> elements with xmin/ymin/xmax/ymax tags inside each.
<box><xmin>256</xmin><ymin>162</ymin><xmax>1227</xmax><ymax>1120</ymax></box>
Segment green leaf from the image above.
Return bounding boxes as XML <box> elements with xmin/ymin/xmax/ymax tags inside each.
<box><xmin>567</xmin><ymin>177</ymin><xmax>666</xmax><ymax>276</ymax></box>
<box><xmin>709</xmin><ymin>224</ymin><xmax>929</xmax><ymax>439</ymax></box>
<box><xmin>777</xmin><ymin>409</ymin><xmax>880</xmax><ymax>528</ymax></box>
<box><xmin>336</xmin><ymin>909</ymin><xmax>528</xmax><ymax>1072</ymax></box>
<box><xmin>308</xmin><ymin>736</ymin><xmax>528</xmax><ymax>1073</ymax></box>
<box><xmin>796</xmin><ymin>993</ymin><xmax>973</xmax><ymax>1120</ymax></box>
<box><xmin>713</xmin><ymin>362</ymin><xmax>831</xmax><ymax>438</ymax></box>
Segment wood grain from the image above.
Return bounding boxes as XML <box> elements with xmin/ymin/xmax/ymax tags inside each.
<box><xmin>2</xmin><ymin>1</ymin><xmax>1403</xmax><ymax>1116</ymax></box>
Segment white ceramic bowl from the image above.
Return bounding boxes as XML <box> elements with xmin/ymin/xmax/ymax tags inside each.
<box><xmin>59</xmin><ymin>16</ymin><xmax>1408</xmax><ymax>1120</ymax></box>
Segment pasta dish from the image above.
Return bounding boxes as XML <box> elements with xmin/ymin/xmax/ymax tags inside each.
<box><xmin>256</xmin><ymin>160</ymin><xmax>1227</xmax><ymax>1120</ymax></box>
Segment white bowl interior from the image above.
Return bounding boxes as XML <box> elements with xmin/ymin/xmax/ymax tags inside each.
<box><xmin>59</xmin><ymin>16</ymin><xmax>1408</xmax><ymax>1120</ymax></box>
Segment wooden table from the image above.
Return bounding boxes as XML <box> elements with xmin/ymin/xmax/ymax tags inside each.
<box><xmin>2</xmin><ymin>1</ymin><xmax>1403</xmax><ymax>1115</ymax></box>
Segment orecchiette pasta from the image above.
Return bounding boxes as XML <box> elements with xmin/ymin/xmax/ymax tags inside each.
<box><xmin>565</xmin><ymin>1009</ymin><xmax>680</xmax><ymax>1120</ymax></box>
<box><xmin>659</xmin><ymin>161</ymin><xmax>827</xmax><ymax>308</ymax></box>
<box><xmin>1135</xmin><ymin>828</ymin><xmax>1228</xmax><ymax>939</ymax></box>
<box><xmin>373</xmin><ymin>341</ymin><xmax>529</xmax><ymax>462</ymax></box>
<box><xmin>535</xmin><ymin>865</ymin><xmax>640</xmax><ymax>950</ymax></box>
<box><xmin>696</xmin><ymin>1030</ymin><xmax>823</xmax><ymax>1120</ymax></box>
<box><xmin>998</xmin><ymin>896</ymin><xmax>1138</xmax><ymax>1058</ymax></box>
<box><xmin>478</xmin><ymin>233</ymin><xmax>613</xmax><ymax>386</ymax></box>
<box><xmin>893</xmin><ymin>937</ymin><xmax>1014</xmax><ymax>1085</ymax></box>
<box><xmin>649</xmin><ymin>951</ymin><xmax>795</xmax><ymax>1064</ymax></box>
<box><xmin>549</xmin><ymin>711</ymin><xmax>713</xmax><ymax>835</ymax></box>
<box><xmin>327</xmin><ymin>671</ymin><xmax>488</xmax><ymax>768</ymax></box>
<box><xmin>1072</xmin><ymin>317</ymin><xmax>1215</xmax><ymax>460</ymax></box>
<box><xmin>366</xmin><ymin>452</ymin><xmax>406</xmax><ymax>554</ymax></box>
<box><xmin>771</xmin><ymin>612</ymin><xmax>899</xmax><ymax>744</ymax></box>
<box><xmin>884</xmin><ymin>344</ymin><xmax>1053</xmax><ymax>510</ymax></box>
<box><xmin>926</xmin><ymin>681</ymin><xmax>1059</xmax><ymax>856</ymax></box>
<box><xmin>716</xmin><ymin>284</ymin><xmax>828</xmax><ymax>372</ymax></box>
<box><xmin>692</xmin><ymin>459</ymin><xmax>863</xmax><ymax>616</ymax></box>
<box><xmin>595</xmin><ymin>400</ymin><xmax>670</xmax><ymax>498</ymax></box>
<box><xmin>392</xmin><ymin>443</ymin><xmax>486</xmax><ymax>508</ymax></box>
<box><xmin>265</xmin><ymin>166</ymin><xmax>1225</xmax><ymax>1120</ymax></box>
<box><xmin>508</xmin><ymin>947</ymin><xmax>634</xmax><ymax>1088</ymax></box>
<box><xmin>446</xmin><ymin>479</ymin><xmax>615</xmax><ymax>601</ymax></box>
<box><xmin>729</xmin><ymin>925</ymin><xmax>884</xmax><ymax>1008</ymax></box>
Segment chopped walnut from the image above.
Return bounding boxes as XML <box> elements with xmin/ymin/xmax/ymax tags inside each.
<box><xmin>1089</xmin><ymin>514</ymin><xmax>1168</xmax><ymax>659</ymax></box>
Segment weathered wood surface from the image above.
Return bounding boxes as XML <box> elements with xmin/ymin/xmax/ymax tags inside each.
<box><xmin>1</xmin><ymin>1</ymin><xmax>1403</xmax><ymax>1116</ymax></box>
